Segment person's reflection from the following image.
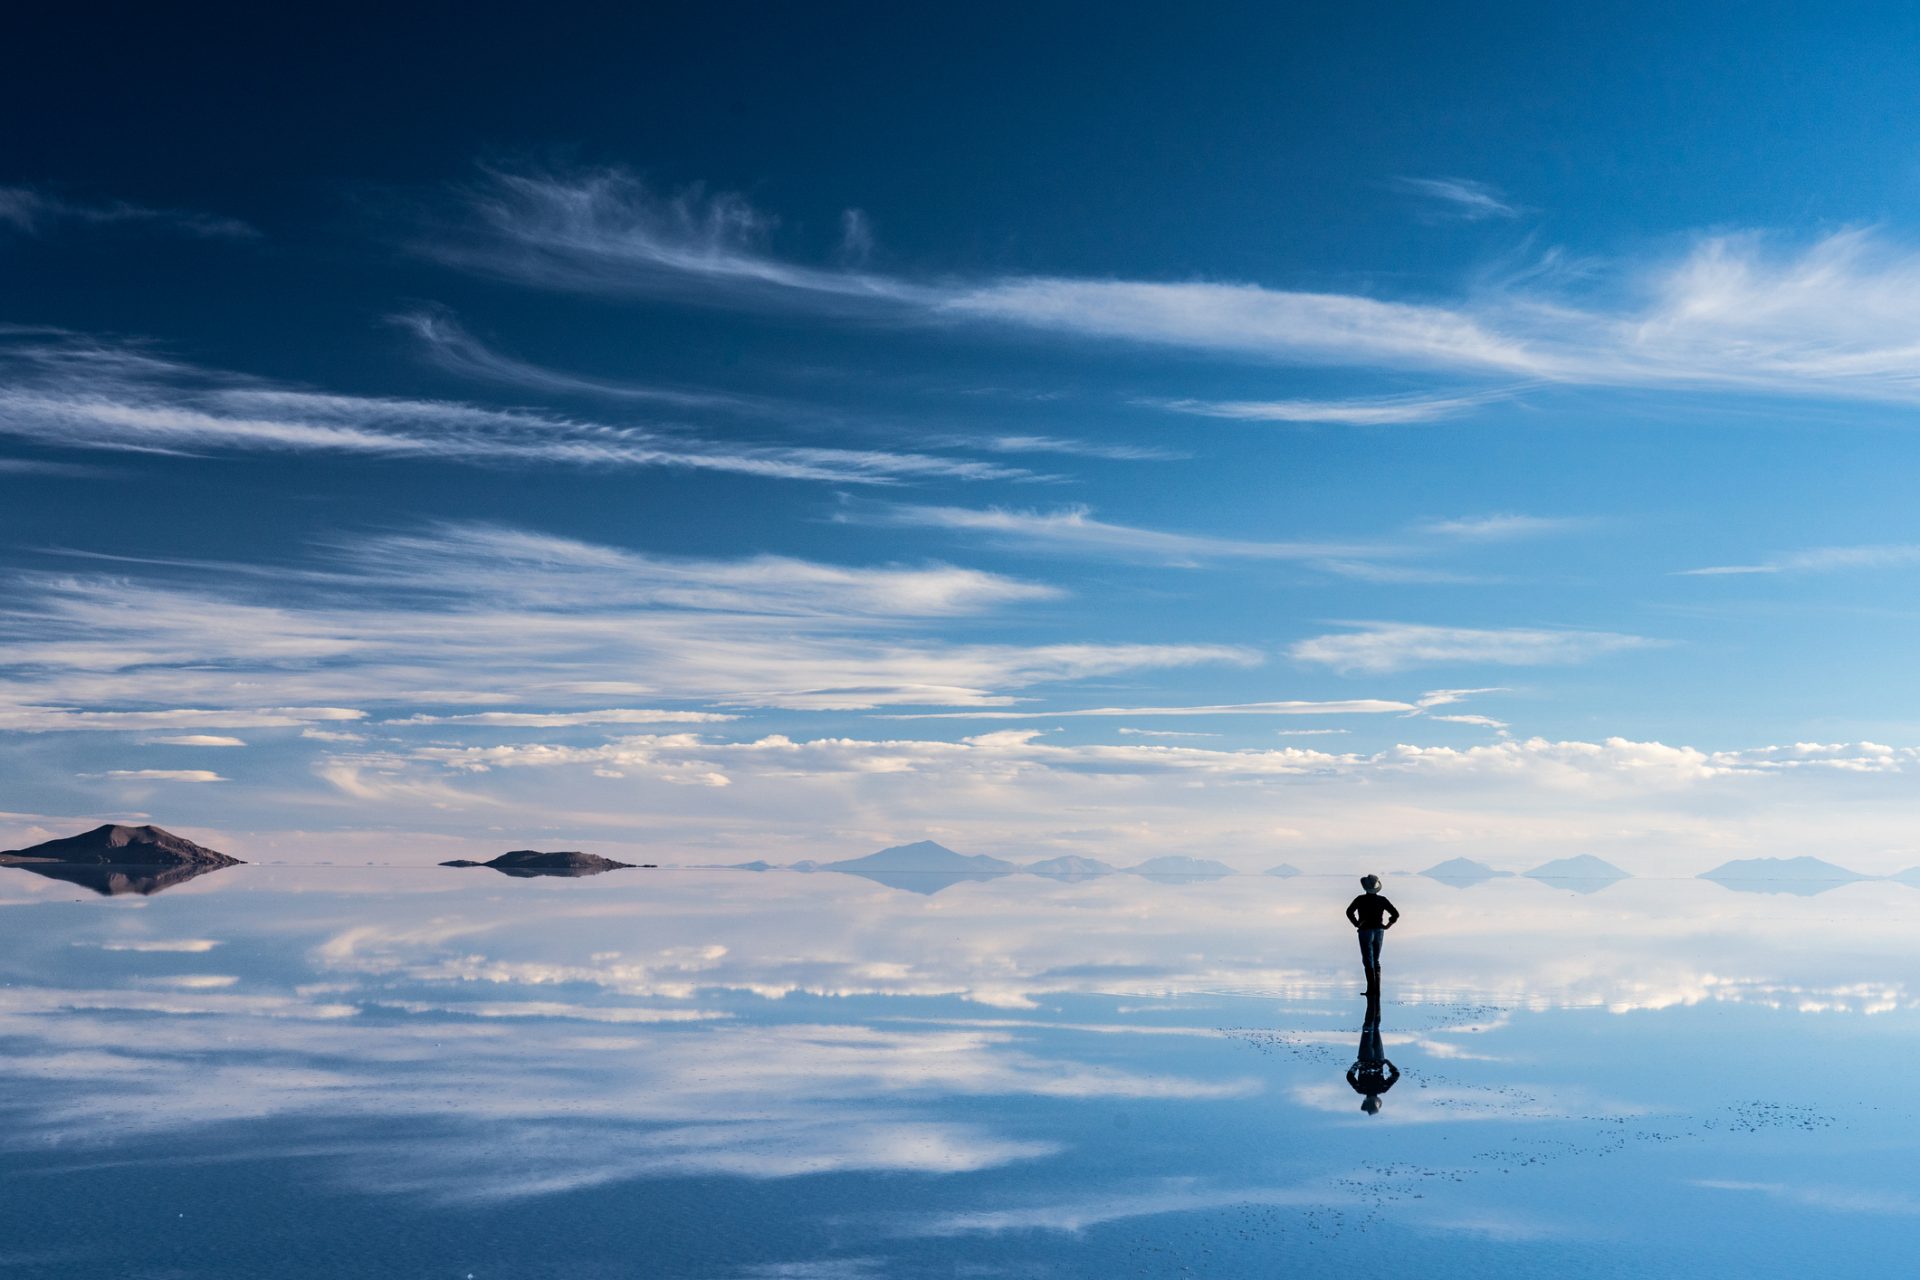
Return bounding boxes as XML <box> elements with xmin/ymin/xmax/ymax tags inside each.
<box><xmin>1346</xmin><ymin>986</ymin><xmax>1399</xmax><ymax>1115</ymax></box>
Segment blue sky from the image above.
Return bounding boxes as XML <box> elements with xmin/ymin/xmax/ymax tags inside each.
<box><xmin>8</xmin><ymin>3</ymin><xmax>1920</xmax><ymax>867</ymax></box>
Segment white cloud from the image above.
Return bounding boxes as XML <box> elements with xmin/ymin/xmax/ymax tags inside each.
<box><xmin>0</xmin><ymin>185</ymin><xmax>257</xmax><ymax>239</ymax></box>
<box><xmin>1679</xmin><ymin>544</ymin><xmax>1920</xmax><ymax>576</ymax></box>
<box><xmin>1289</xmin><ymin>623</ymin><xmax>1655</xmax><ymax>674</ymax></box>
<box><xmin>0</xmin><ymin>706</ymin><xmax>363</xmax><ymax>733</ymax></box>
<box><xmin>1429</xmin><ymin>714</ymin><xmax>1510</xmax><ymax>730</ymax></box>
<box><xmin>843</xmin><ymin>502</ymin><xmax>1390</xmax><ymax>566</ymax></box>
<box><xmin>143</xmin><ymin>734</ymin><xmax>247</xmax><ymax>747</ymax></box>
<box><xmin>0</xmin><ymin>334</ymin><xmax>1028</xmax><ymax>484</ymax></box>
<box><xmin>391</xmin><ymin>308</ymin><xmax>777</xmax><ymax>414</ymax></box>
<box><xmin>942</xmin><ymin>277</ymin><xmax>1546</xmax><ymax>373</ymax></box>
<box><xmin>431</xmin><ymin>169</ymin><xmax>1920</xmax><ymax>404</ymax></box>
<box><xmin>0</xmin><ymin>523</ymin><xmax>1247</xmax><ymax>725</ymax></box>
<box><xmin>102</xmin><ymin>769</ymin><xmax>226</xmax><ymax>782</ymax></box>
<box><xmin>881</xmin><ymin>698</ymin><xmax>1415</xmax><ymax>721</ymax></box>
<box><xmin>386</xmin><ymin>709</ymin><xmax>738</xmax><ymax>727</ymax></box>
<box><xmin>1418</xmin><ymin>514</ymin><xmax>1587</xmax><ymax>541</ymax></box>
<box><xmin>93</xmin><ymin>939</ymin><xmax>222</xmax><ymax>953</ymax></box>
<box><xmin>1395</xmin><ymin>176</ymin><xmax>1523</xmax><ymax>222</ymax></box>
<box><xmin>1151</xmin><ymin>391</ymin><xmax>1497</xmax><ymax>425</ymax></box>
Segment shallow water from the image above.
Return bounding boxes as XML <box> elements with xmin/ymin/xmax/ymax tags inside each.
<box><xmin>0</xmin><ymin>864</ymin><xmax>1914</xmax><ymax>1277</ymax></box>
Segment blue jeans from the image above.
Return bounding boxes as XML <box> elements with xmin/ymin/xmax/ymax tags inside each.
<box><xmin>1357</xmin><ymin>927</ymin><xmax>1384</xmax><ymax>971</ymax></box>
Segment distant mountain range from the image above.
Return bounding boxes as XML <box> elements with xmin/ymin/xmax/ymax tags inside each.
<box><xmin>1128</xmin><ymin>855</ymin><xmax>1234</xmax><ymax>881</ymax></box>
<box><xmin>1027</xmin><ymin>854</ymin><xmax>1116</xmax><ymax>881</ymax></box>
<box><xmin>711</xmin><ymin>842</ymin><xmax>1245</xmax><ymax>893</ymax></box>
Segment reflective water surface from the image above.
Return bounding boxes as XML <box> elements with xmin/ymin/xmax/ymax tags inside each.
<box><xmin>1</xmin><ymin>865</ymin><xmax>1915</xmax><ymax>1277</ymax></box>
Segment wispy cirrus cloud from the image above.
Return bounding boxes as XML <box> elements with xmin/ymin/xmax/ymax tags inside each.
<box><xmin>426</xmin><ymin>167</ymin><xmax>1920</xmax><ymax>404</ymax></box>
<box><xmin>387</xmin><ymin>709</ymin><xmax>738</xmax><ymax>727</ymax></box>
<box><xmin>0</xmin><ymin>185</ymin><xmax>258</xmax><ymax>239</ymax></box>
<box><xmin>1394</xmin><ymin>176</ymin><xmax>1523</xmax><ymax>222</ymax></box>
<box><xmin>879</xmin><ymin>697</ymin><xmax>1420</xmax><ymax>721</ymax></box>
<box><xmin>100</xmin><ymin>769</ymin><xmax>226</xmax><ymax>782</ymax></box>
<box><xmin>1289</xmin><ymin>623</ymin><xmax>1655</xmax><ymax>674</ymax></box>
<box><xmin>838</xmin><ymin>502</ymin><xmax>1389</xmax><ymax>567</ymax></box>
<box><xmin>0</xmin><ymin>707</ymin><xmax>363</xmax><ymax>734</ymax></box>
<box><xmin>1679</xmin><ymin>544</ymin><xmax>1920</xmax><ymax>576</ymax></box>
<box><xmin>390</xmin><ymin>308</ymin><xmax>779</xmax><ymax>415</ymax></box>
<box><xmin>1418</xmin><ymin>513</ymin><xmax>1589</xmax><ymax>541</ymax></box>
<box><xmin>0</xmin><ymin>334</ymin><xmax>1028</xmax><ymax>485</ymax></box>
<box><xmin>0</xmin><ymin>523</ymin><xmax>1249</xmax><ymax>723</ymax></box>
<box><xmin>1148</xmin><ymin>391</ymin><xmax>1500</xmax><ymax>425</ymax></box>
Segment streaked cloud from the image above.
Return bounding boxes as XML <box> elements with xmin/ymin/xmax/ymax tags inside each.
<box><xmin>1418</xmin><ymin>514</ymin><xmax>1588</xmax><ymax>541</ymax></box>
<box><xmin>0</xmin><ymin>707</ymin><xmax>363</xmax><ymax>733</ymax></box>
<box><xmin>1151</xmin><ymin>391</ymin><xmax>1497</xmax><ymax>425</ymax></box>
<box><xmin>143</xmin><ymin>734</ymin><xmax>248</xmax><ymax>746</ymax></box>
<box><xmin>101</xmin><ymin>769</ymin><xmax>226</xmax><ymax>782</ymax></box>
<box><xmin>1289</xmin><ymin>623</ymin><xmax>1655</xmax><ymax>674</ymax></box>
<box><xmin>0</xmin><ymin>334</ymin><xmax>1029</xmax><ymax>484</ymax></box>
<box><xmin>386</xmin><ymin>709</ymin><xmax>739</xmax><ymax>727</ymax></box>
<box><xmin>0</xmin><ymin>185</ymin><xmax>257</xmax><ymax>239</ymax></box>
<box><xmin>427</xmin><ymin>169</ymin><xmax>1920</xmax><ymax>404</ymax></box>
<box><xmin>1395</xmin><ymin>176</ymin><xmax>1523</xmax><ymax>221</ymax></box>
<box><xmin>0</xmin><ymin>522</ymin><xmax>1249</xmax><ymax>724</ymax></box>
<box><xmin>880</xmin><ymin>698</ymin><xmax>1417</xmax><ymax>721</ymax></box>
<box><xmin>840</xmin><ymin>502</ymin><xmax>1389</xmax><ymax>566</ymax></box>
<box><xmin>391</xmin><ymin>308</ymin><xmax>778</xmax><ymax>414</ymax></box>
<box><xmin>1679</xmin><ymin>544</ymin><xmax>1920</xmax><ymax>576</ymax></box>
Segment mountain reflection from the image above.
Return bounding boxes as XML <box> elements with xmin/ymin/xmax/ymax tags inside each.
<box><xmin>0</xmin><ymin>860</ymin><xmax>234</xmax><ymax>896</ymax></box>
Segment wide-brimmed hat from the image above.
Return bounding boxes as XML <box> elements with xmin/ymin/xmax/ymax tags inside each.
<box><xmin>1360</xmin><ymin>874</ymin><xmax>1381</xmax><ymax>891</ymax></box>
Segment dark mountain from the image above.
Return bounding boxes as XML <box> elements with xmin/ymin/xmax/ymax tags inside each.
<box><xmin>1525</xmin><ymin>855</ymin><xmax>1630</xmax><ymax>893</ymax></box>
<box><xmin>1</xmin><ymin>823</ymin><xmax>240</xmax><ymax>867</ymax></box>
<box><xmin>441</xmin><ymin>849</ymin><xmax>634</xmax><ymax>878</ymax></box>
<box><xmin>1699</xmin><ymin>856</ymin><xmax>1866</xmax><ymax>896</ymax></box>
<box><xmin>726</xmin><ymin>860</ymin><xmax>775</xmax><ymax>871</ymax></box>
<box><xmin>1264</xmin><ymin>864</ymin><xmax>1303</xmax><ymax>878</ymax></box>
<box><xmin>1127</xmin><ymin>855</ymin><xmax>1234</xmax><ymax>882</ymax></box>
<box><xmin>1420</xmin><ymin>857</ymin><xmax>1512</xmax><ymax>887</ymax></box>
<box><xmin>819</xmin><ymin>840</ymin><xmax>1015</xmax><ymax>894</ymax></box>
<box><xmin>1026</xmin><ymin>854</ymin><xmax>1116</xmax><ymax>881</ymax></box>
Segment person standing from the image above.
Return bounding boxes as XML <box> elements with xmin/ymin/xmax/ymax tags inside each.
<box><xmin>1345</xmin><ymin>874</ymin><xmax>1399</xmax><ymax>989</ymax></box>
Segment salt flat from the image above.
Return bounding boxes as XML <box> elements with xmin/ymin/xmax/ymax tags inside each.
<box><xmin>0</xmin><ymin>865</ymin><xmax>1910</xmax><ymax>1277</ymax></box>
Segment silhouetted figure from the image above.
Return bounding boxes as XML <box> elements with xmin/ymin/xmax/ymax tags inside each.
<box><xmin>1346</xmin><ymin>987</ymin><xmax>1399</xmax><ymax>1115</ymax></box>
<box><xmin>1345</xmin><ymin>874</ymin><xmax>1399</xmax><ymax>990</ymax></box>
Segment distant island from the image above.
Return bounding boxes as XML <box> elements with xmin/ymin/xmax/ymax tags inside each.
<box><xmin>1699</xmin><ymin>856</ymin><xmax>1867</xmax><ymax>896</ymax></box>
<box><xmin>441</xmin><ymin>849</ymin><xmax>639</xmax><ymax>878</ymax></box>
<box><xmin>1265</xmin><ymin>864</ymin><xmax>1302</xmax><ymax>878</ymax></box>
<box><xmin>1420</xmin><ymin>857</ymin><xmax>1513</xmax><ymax>885</ymax></box>
<box><xmin>816</xmin><ymin>840</ymin><xmax>1015</xmax><ymax>894</ymax></box>
<box><xmin>0</xmin><ymin>824</ymin><xmax>242</xmax><ymax>897</ymax></box>
<box><xmin>1525</xmin><ymin>855</ymin><xmax>1631</xmax><ymax>893</ymax></box>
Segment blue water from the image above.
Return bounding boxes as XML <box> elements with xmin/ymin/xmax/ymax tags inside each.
<box><xmin>0</xmin><ymin>865</ymin><xmax>1913</xmax><ymax>1277</ymax></box>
